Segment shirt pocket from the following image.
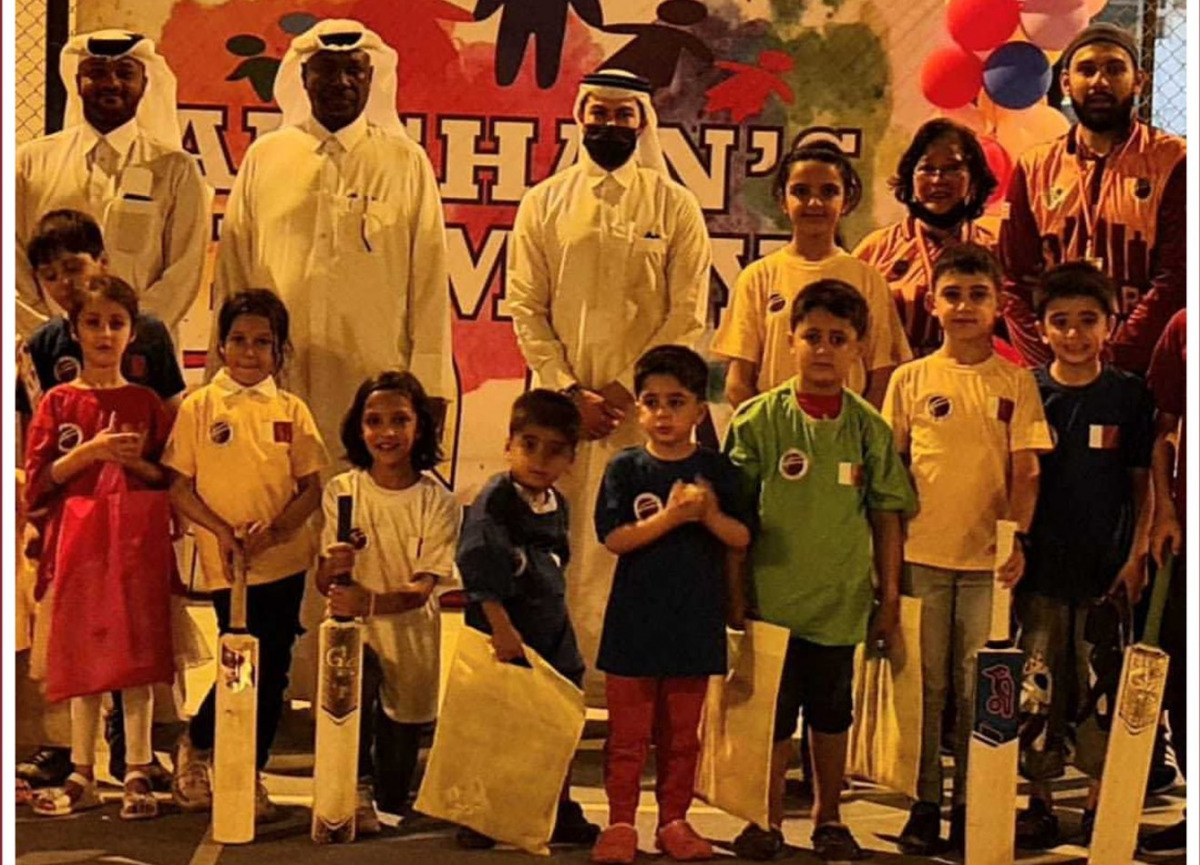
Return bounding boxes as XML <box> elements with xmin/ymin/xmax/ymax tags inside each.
<box><xmin>107</xmin><ymin>197</ymin><xmax>159</xmax><ymax>255</ymax></box>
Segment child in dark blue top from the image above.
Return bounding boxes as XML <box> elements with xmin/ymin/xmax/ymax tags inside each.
<box><xmin>456</xmin><ymin>388</ymin><xmax>598</xmax><ymax>850</ymax></box>
<box><xmin>1016</xmin><ymin>262</ymin><xmax>1154</xmax><ymax>849</ymax></box>
<box><xmin>591</xmin><ymin>346</ymin><xmax>751</xmax><ymax>864</ymax></box>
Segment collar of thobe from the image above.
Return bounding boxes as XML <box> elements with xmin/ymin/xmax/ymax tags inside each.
<box><xmin>305</xmin><ymin>114</ymin><xmax>367</xmax><ymax>156</ymax></box>
<box><xmin>586</xmin><ymin>155</ymin><xmax>639</xmax><ymax>192</ymax></box>
<box><xmin>212</xmin><ymin>368</ymin><xmax>279</xmax><ymax>400</ymax></box>
<box><xmin>84</xmin><ymin>120</ymin><xmax>137</xmax><ymax>167</ymax></box>
<box><xmin>511</xmin><ymin>477</ymin><xmax>558</xmax><ymax>514</ymax></box>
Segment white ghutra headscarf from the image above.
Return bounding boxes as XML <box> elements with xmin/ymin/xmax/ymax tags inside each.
<box><xmin>573</xmin><ymin>69</ymin><xmax>667</xmax><ymax>176</ymax></box>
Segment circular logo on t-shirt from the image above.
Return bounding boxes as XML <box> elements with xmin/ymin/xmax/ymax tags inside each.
<box><xmin>890</xmin><ymin>259</ymin><xmax>911</xmax><ymax>279</ymax></box>
<box><xmin>512</xmin><ymin>547</ymin><xmax>528</xmax><ymax>577</ymax></box>
<box><xmin>348</xmin><ymin>527</ymin><xmax>369</xmax><ymax>551</ymax></box>
<box><xmin>209</xmin><ymin>420</ymin><xmax>233</xmax><ymax>445</ymax></box>
<box><xmin>53</xmin><ymin>356</ymin><xmax>81</xmax><ymax>383</ymax></box>
<box><xmin>57</xmin><ymin>423</ymin><xmax>83</xmax><ymax>453</ymax></box>
<box><xmin>767</xmin><ymin>293</ymin><xmax>787</xmax><ymax>314</ymax></box>
<box><xmin>1134</xmin><ymin>178</ymin><xmax>1152</xmax><ymax>200</ymax></box>
<box><xmin>926</xmin><ymin>395</ymin><xmax>953</xmax><ymax>420</ymax></box>
<box><xmin>778</xmin><ymin>448</ymin><xmax>810</xmax><ymax>481</ymax></box>
<box><xmin>633</xmin><ymin>492</ymin><xmax>664</xmax><ymax>521</ymax></box>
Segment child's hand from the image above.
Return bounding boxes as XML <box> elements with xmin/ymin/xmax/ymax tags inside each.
<box><xmin>997</xmin><ymin>545</ymin><xmax>1025</xmax><ymax>589</ymax></box>
<box><xmin>868</xmin><ymin>596</ymin><xmax>900</xmax><ymax>652</ymax></box>
<box><xmin>243</xmin><ymin>521</ymin><xmax>281</xmax><ymax>562</ymax></box>
<box><xmin>1151</xmin><ymin>508</ymin><xmax>1182</xmax><ymax>568</ymax></box>
<box><xmin>215</xmin><ymin>526</ymin><xmax>244</xmax><ymax>584</ymax></box>
<box><xmin>666</xmin><ymin>480</ymin><xmax>705</xmax><ymax>522</ymax></box>
<box><xmin>491</xmin><ymin>624</ymin><xmax>526</xmax><ymax>663</ymax></box>
<box><xmin>693</xmin><ymin>476</ymin><xmax>718</xmax><ymax>520</ymax></box>
<box><xmin>87</xmin><ymin>414</ymin><xmax>143</xmax><ymax>463</ymax></box>
<box><xmin>323</xmin><ymin>542</ymin><xmax>356</xmax><ymax>578</ymax></box>
<box><xmin>328</xmin><ymin>581</ymin><xmax>371</xmax><ymax>618</ymax></box>
<box><xmin>1108</xmin><ymin>555</ymin><xmax>1148</xmax><ymax>604</ymax></box>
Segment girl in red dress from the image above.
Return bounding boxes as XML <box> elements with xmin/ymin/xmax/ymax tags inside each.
<box><xmin>25</xmin><ymin>275</ymin><xmax>173</xmax><ymax>820</ymax></box>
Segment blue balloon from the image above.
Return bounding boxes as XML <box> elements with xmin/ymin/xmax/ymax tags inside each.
<box><xmin>983</xmin><ymin>42</ymin><xmax>1051</xmax><ymax>110</ymax></box>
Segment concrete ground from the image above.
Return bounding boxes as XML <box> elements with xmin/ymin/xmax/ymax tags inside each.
<box><xmin>16</xmin><ymin>608</ymin><xmax>1186</xmax><ymax>865</ymax></box>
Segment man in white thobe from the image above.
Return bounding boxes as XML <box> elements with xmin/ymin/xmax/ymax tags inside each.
<box><xmin>507</xmin><ymin>69</ymin><xmax>713</xmax><ymax>703</ymax></box>
<box><xmin>214</xmin><ymin>19</ymin><xmax>455</xmax><ymax>457</ymax></box>
<box><xmin>16</xmin><ymin>30</ymin><xmax>210</xmax><ymax>340</ymax></box>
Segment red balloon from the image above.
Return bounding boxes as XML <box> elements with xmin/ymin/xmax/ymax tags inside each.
<box><xmin>947</xmin><ymin>0</ymin><xmax>1021</xmax><ymax>52</ymax></box>
<box><xmin>980</xmin><ymin>136</ymin><xmax>1013</xmax><ymax>204</ymax></box>
<box><xmin>921</xmin><ymin>47</ymin><xmax>984</xmax><ymax>109</ymax></box>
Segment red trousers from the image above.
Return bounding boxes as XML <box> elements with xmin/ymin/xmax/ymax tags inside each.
<box><xmin>604</xmin><ymin>674</ymin><xmax>708</xmax><ymax>826</ymax></box>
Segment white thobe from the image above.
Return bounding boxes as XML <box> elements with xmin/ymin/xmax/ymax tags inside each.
<box><xmin>507</xmin><ymin>157</ymin><xmax>712</xmax><ymax>703</ymax></box>
<box><xmin>16</xmin><ymin>121</ymin><xmax>211</xmax><ymax>339</ymax></box>
<box><xmin>214</xmin><ymin>115</ymin><xmax>455</xmax><ymax>456</ymax></box>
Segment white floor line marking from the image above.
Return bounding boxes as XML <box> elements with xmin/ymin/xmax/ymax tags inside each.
<box><xmin>185</xmin><ymin>830</ymin><xmax>222</xmax><ymax>865</ymax></box>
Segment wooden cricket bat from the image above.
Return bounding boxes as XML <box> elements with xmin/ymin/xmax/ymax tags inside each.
<box><xmin>311</xmin><ymin>495</ymin><xmax>365</xmax><ymax>844</ymax></box>
<box><xmin>965</xmin><ymin>520</ymin><xmax>1022</xmax><ymax>865</ymax></box>
<box><xmin>1088</xmin><ymin>553</ymin><xmax>1174</xmax><ymax>865</ymax></box>
<box><xmin>213</xmin><ymin>558</ymin><xmax>258</xmax><ymax>844</ymax></box>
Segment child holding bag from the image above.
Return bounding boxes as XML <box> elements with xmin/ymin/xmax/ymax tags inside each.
<box><xmin>24</xmin><ymin>275</ymin><xmax>174</xmax><ymax>820</ymax></box>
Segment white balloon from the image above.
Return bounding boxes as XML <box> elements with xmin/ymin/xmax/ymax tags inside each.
<box><xmin>994</xmin><ymin>102</ymin><xmax>1069</xmax><ymax>162</ymax></box>
<box><xmin>1021</xmin><ymin>7</ymin><xmax>1092</xmax><ymax>50</ymax></box>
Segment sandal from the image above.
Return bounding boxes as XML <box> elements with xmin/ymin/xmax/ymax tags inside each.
<box><xmin>16</xmin><ymin>777</ymin><xmax>32</xmax><ymax>806</ymax></box>
<box><xmin>121</xmin><ymin>770</ymin><xmax>160</xmax><ymax>821</ymax></box>
<box><xmin>32</xmin><ymin>772</ymin><xmax>101</xmax><ymax>816</ymax></box>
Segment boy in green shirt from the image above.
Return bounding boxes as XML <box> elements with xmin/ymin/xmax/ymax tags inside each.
<box><xmin>725</xmin><ymin>280</ymin><xmax>916</xmax><ymax>861</ymax></box>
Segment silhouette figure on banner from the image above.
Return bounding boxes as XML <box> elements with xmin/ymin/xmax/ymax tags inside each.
<box><xmin>705</xmin><ymin>49</ymin><xmax>794</xmax><ymax>122</ymax></box>
<box><xmin>225</xmin><ymin>12</ymin><xmax>318</xmax><ymax>102</ymax></box>
<box><xmin>474</xmin><ymin>0</ymin><xmax>604</xmax><ymax>89</ymax></box>
<box><xmin>601</xmin><ymin>0</ymin><xmax>713</xmax><ymax>90</ymax></box>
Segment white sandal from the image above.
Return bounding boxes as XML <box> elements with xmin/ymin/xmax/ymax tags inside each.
<box><xmin>32</xmin><ymin>772</ymin><xmax>100</xmax><ymax>816</ymax></box>
<box><xmin>121</xmin><ymin>769</ymin><xmax>160</xmax><ymax>821</ymax></box>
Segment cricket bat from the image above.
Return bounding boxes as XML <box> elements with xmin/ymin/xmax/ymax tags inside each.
<box><xmin>213</xmin><ymin>558</ymin><xmax>258</xmax><ymax>844</ymax></box>
<box><xmin>965</xmin><ymin>520</ymin><xmax>1022</xmax><ymax>865</ymax></box>
<box><xmin>311</xmin><ymin>495</ymin><xmax>365</xmax><ymax>844</ymax></box>
<box><xmin>1088</xmin><ymin>553</ymin><xmax>1174</xmax><ymax>865</ymax></box>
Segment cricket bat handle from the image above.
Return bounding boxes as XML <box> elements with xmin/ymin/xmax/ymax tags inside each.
<box><xmin>230</xmin><ymin>558</ymin><xmax>249</xmax><ymax>632</ymax></box>
<box><xmin>990</xmin><ymin>520</ymin><xmax>1017</xmax><ymax>644</ymax></box>
<box><xmin>1143</xmin><ymin>551</ymin><xmax>1174</xmax><ymax>648</ymax></box>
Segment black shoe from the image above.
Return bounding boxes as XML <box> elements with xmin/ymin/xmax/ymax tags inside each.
<box><xmin>947</xmin><ymin>804</ymin><xmax>966</xmax><ymax>853</ymax></box>
<box><xmin>550</xmin><ymin>799</ymin><xmax>600</xmax><ymax>845</ymax></box>
<box><xmin>1147</xmin><ymin>763</ymin><xmax>1180</xmax><ymax>796</ymax></box>
<box><xmin>1138</xmin><ymin>820</ymin><xmax>1187</xmax><ymax>856</ymax></box>
<box><xmin>456</xmin><ymin>826</ymin><xmax>496</xmax><ymax>849</ymax></box>
<box><xmin>812</xmin><ymin>823</ymin><xmax>867</xmax><ymax>861</ymax></box>
<box><xmin>732</xmin><ymin>823</ymin><xmax>785</xmax><ymax>861</ymax></box>
<box><xmin>1079</xmin><ymin>808</ymin><xmax>1096</xmax><ymax>846</ymax></box>
<box><xmin>16</xmin><ymin>747</ymin><xmax>72</xmax><ymax>788</ymax></box>
<box><xmin>1015</xmin><ymin>797</ymin><xmax>1059</xmax><ymax>850</ymax></box>
<box><xmin>898</xmin><ymin>802</ymin><xmax>941</xmax><ymax>855</ymax></box>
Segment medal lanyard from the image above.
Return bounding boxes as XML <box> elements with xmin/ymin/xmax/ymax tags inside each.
<box><xmin>1076</xmin><ymin>126</ymin><xmax>1139</xmax><ymax>261</ymax></box>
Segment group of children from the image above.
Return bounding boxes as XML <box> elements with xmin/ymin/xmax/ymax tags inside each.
<box><xmin>14</xmin><ymin>144</ymin><xmax>1183</xmax><ymax>861</ymax></box>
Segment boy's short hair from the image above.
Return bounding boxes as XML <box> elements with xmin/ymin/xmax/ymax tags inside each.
<box><xmin>790</xmin><ymin>279</ymin><xmax>869</xmax><ymax>339</ymax></box>
<box><xmin>67</xmin><ymin>274</ymin><xmax>138</xmax><ymax>327</ymax></box>
<box><xmin>633</xmin><ymin>344</ymin><xmax>708</xmax><ymax>398</ymax></box>
<box><xmin>1035</xmin><ymin>260</ymin><xmax>1117</xmax><ymax>319</ymax></box>
<box><xmin>931</xmin><ymin>242</ymin><xmax>1003</xmax><ymax>291</ymax></box>
<box><xmin>510</xmin><ymin>389</ymin><xmax>582</xmax><ymax>447</ymax></box>
<box><xmin>28</xmin><ymin>209</ymin><xmax>105</xmax><ymax>269</ymax></box>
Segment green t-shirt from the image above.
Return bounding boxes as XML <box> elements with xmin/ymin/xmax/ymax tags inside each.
<box><xmin>725</xmin><ymin>381</ymin><xmax>917</xmax><ymax>645</ymax></box>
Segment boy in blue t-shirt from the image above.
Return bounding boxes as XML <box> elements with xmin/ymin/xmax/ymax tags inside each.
<box><xmin>1015</xmin><ymin>262</ymin><xmax>1154</xmax><ymax>849</ymax></box>
<box><xmin>591</xmin><ymin>345</ymin><xmax>750</xmax><ymax>864</ymax></box>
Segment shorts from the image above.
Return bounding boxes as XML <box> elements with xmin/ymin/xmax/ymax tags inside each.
<box><xmin>773</xmin><ymin>636</ymin><xmax>856</xmax><ymax>739</ymax></box>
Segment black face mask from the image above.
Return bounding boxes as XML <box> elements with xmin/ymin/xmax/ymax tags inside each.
<box><xmin>908</xmin><ymin>200</ymin><xmax>971</xmax><ymax>231</ymax></box>
<box><xmin>583</xmin><ymin>124</ymin><xmax>638</xmax><ymax>171</ymax></box>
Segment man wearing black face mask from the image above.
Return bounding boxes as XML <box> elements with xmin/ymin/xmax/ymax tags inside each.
<box><xmin>999</xmin><ymin>23</ymin><xmax>1186</xmax><ymax>374</ymax></box>
<box><xmin>507</xmin><ymin>69</ymin><xmax>712</xmax><ymax>706</ymax></box>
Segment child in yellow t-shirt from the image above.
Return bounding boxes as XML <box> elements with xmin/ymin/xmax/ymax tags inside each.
<box><xmin>881</xmin><ymin>244</ymin><xmax>1052</xmax><ymax>854</ymax></box>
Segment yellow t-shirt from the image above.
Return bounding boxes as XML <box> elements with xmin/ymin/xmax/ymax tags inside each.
<box><xmin>882</xmin><ymin>353</ymin><xmax>1052</xmax><ymax>571</ymax></box>
<box><xmin>162</xmin><ymin>370</ymin><xmax>329</xmax><ymax>591</ymax></box>
<box><xmin>712</xmin><ymin>248</ymin><xmax>912</xmax><ymax>394</ymax></box>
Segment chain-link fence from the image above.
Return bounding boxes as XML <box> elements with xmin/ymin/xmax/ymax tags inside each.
<box><xmin>15</xmin><ymin>0</ymin><xmax>48</xmax><ymax>146</ymax></box>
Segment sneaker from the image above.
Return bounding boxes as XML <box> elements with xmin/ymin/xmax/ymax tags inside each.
<box><xmin>170</xmin><ymin>736</ymin><xmax>212</xmax><ymax>812</ymax></box>
<box><xmin>1138</xmin><ymin>820</ymin><xmax>1187</xmax><ymax>856</ymax></box>
<box><xmin>898</xmin><ymin>802</ymin><xmax>941</xmax><ymax>855</ymax></box>
<box><xmin>255</xmin><ymin>776</ymin><xmax>280</xmax><ymax>823</ymax></box>
<box><xmin>656</xmin><ymin>819</ymin><xmax>713</xmax><ymax>861</ymax></box>
<box><xmin>355</xmin><ymin>784</ymin><xmax>382</xmax><ymax>835</ymax></box>
<box><xmin>16</xmin><ymin>747</ymin><xmax>72</xmax><ymax>789</ymax></box>
<box><xmin>552</xmin><ymin>799</ymin><xmax>601</xmax><ymax>845</ymax></box>
<box><xmin>1015</xmin><ymin>797</ymin><xmax>1059</xmax><ymax>850</ymax></box>
<box><xmin>732</xmin><ymin>823</ymin><xmax>785</xmax><ymax>861</ymax></box>
<box><xmin>1079</xmin><ymin>808</ymin><xmax>1096</xmax><ymax>846</ymax></box>
<box><xmin>456</xmin><ymin>825</ymin><xmax>497</xmax><ymax>849</ymax></box>
<box><xmin>592</xmin><ymin>823</ymin><xmax>638</xmax><ymax>864</ymax></box>
<box><xmin>947</xmin><ymin>804</ymin><xmax>966</xmax><ymax>853</ymax></box>
<box><xmin>811</xmin><ymin>823</ymin><xmax>867</xmax><ymax>862</ymax></box>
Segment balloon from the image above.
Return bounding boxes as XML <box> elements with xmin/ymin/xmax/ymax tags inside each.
<box><xmin>1085</xmin><ymin>0</ymin><xmax>1108</xmax><ymax>14</ymax></box>
<box><xmin>937</xmin><ymin>103</ymin><xmax>988</xmax><ymax>134</ymax></box>
<box><xmin>921</xmin><ymin>46</ymin><xmax>985</xmax><ymax>109</ymax></box>
<box><xmin>1021</xmin><ymin>6</ymin><xmax>1091</xmax><ymax>50</ymax></box>
<box><xmin>1020</xmin><ymin>0</ymin><xmax>1086</xmax><ymax>13</ymax></box>
<box><xmin>993</xmin><ymin>102</ymin><xmax>1069</xmax><ymax>162</ymax></box>
<box><xmin>979</xmin><ymin>136</ymin><xmax>1013</xmax><ymax>204</ymax></box>
<box><xmin>946</xmin><ymin>0</ymin><xmax>1020</xmax><ymax>51</ymax></box>
<box><xmin>984</xmin><ymin>42</ymin><xmax>1052</xmax><ymax>109</ymax></box>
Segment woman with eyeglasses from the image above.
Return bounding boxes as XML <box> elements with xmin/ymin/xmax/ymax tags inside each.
<box><xmin>854</xmin><ymin>119</ymin><xmax>1010</xmax><ymax>357</ymax></box>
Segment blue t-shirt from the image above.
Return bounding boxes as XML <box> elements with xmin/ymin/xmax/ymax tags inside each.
<box><xmin>594</xmin><ymin>446</ymin><xmax>745</xmax><ymax>677</ymax></box>
<box><xmin>1023</xmin><ymin>366</ymin><xmax>1154</xmax><ymax>601</ymax></box>
<box><xmin>21</xmin><ymin>314</ymin><xmax>185</xmax><ymax>411</ymax></box>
